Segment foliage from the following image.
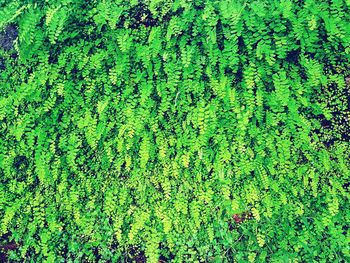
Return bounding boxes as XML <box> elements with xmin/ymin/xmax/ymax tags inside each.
<box><xmin>0</xmin><ymin>0</ymin><xmax>349</xmax><ymax>262</ymax></box>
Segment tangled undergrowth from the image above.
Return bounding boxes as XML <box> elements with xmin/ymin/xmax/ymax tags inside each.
<box><xmin>0</xmin><ymin>0</ymin><xmax>349</xmax><ymax>262</ymax></box>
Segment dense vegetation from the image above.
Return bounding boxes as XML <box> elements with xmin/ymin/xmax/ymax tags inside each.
<box><xmin>0</xmin><ymin>0</ymin><xmax>349</xmax><ymax>262</ymax></box>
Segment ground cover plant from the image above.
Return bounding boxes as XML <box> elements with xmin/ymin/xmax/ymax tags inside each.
<box><xmin>0</xmin><ymin>0</ymin><xmax>350</xmax><ymax>262</ymax></box>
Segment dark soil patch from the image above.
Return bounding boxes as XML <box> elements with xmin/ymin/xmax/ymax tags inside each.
<box><xmin>127</xmin><ymin>246</ymin><xmax>146</xmax><ymax>263</ymax></box>
<box><xmin>343</xmin><ymin>181</ymin><xmax>349</xmax><ymax>190</ymax></box>
<box><xmin>0</xmin><ymin>57</ymin><xmax>5</xmax><ymax>71</ymax></box>
<box><xmin>228</xmin><ymin>211</ymin><xmax>253</xmax><ymax>230</ymax></box>
<box><xmin>0</xmin><ymin>233</ymin><xmax>20</xmax><ymax>263</ymax></box>
<box><xmin>120</xmin><ymin>3</ymin><xmax>158</xmax><ymax>29</ymax></box>
<box><xmin>315</xmin><ymin>75</ymin><xmax>350</xmax><ymax>147</ymax></box>
<box><xmin>0</xmin><ymin>24</ymin><xmax>18</xmax><ymax>51</ymax></box>
<box><xmin>0</xmin><ymin>242</ymin><xmax>20</xmax><ymax>262</ymax></box>
<box><xmin>13</xmin><ymin>155</ymin><xmax>29</xmax><ymax>172</ymax></box>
